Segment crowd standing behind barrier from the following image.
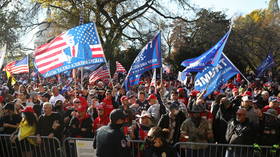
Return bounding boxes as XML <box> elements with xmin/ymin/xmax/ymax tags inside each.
<box><xmin>0</xmin><ymin>71</ymin><xmax>279</xmax><ymax>157</ymax></box>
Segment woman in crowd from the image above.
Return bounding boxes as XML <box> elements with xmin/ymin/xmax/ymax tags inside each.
<box><xmin>10</xmin><ymin>106</ymin><xmax>37</xmax><ymax>157</ymax></box>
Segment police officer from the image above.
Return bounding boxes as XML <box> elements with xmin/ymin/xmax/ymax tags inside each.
<box><xmin>95</xmin><ymin>109</ymin><xmax>131</xmax><ymax>157</ymax></box>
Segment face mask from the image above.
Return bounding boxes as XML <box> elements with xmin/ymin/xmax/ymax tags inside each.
<box><xmin>111</xmin><ymin>123</ymin><xmax>123</xmax><ymax>129</ymax></box>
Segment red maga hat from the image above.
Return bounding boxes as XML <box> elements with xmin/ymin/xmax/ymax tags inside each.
<box><xmin>147</xmin><ymin>94</ymin><xmax>157</xmax><ymax>101</ymax></box>
<box><xmin>22</xmin><ymin>106</ymin><xmax>34</xmax><ymax>113</ymax></box>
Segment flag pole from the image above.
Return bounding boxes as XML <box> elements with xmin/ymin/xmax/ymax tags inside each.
<box><xmin>223</xmin><ymin>53</ymin><xmax>250</xmax><ymax>84</ymax></box>
<box><xmin>79</xmin><ymin>3</ymin><xmax>84</xmax><ymax>90</ymax></box>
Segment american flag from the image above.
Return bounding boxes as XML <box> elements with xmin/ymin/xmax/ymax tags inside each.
<box><xmin>34</xmin><ymin>23</ymin><xmax>105</xmax><ymax>76</ymax></box>
<box><xmin>115</xmin><ymin>61</ymin><xmax>126</xmax><ymax>73</ymax></box>
<box><xmin>4</xmin><ymin>56</ymin><xmax>29</xmax><ymax>74</ymax></box>
<box><xmin>89</xmin><ymin>65</ymin><xmax>110</xmax><ymax>84</ymax></box>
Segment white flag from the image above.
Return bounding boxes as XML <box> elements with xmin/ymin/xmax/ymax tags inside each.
<box><xmin>150</xmin><ymin>68</ymin><xmax>156</xmax><ymax>87</ymax></box>
<box><xmin>177</xmin><ymin>71</ymin><xmax>188</xmax><ymax>85</ymax></box>
<box><xmin>0</xmin><ymin>44</ymin><xmax>6</xmax><ymax>69</ymax></box>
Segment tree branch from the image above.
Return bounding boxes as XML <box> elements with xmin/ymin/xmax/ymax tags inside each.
<box><xmin>150</xmin><ymin>6</ymin><xmax>196</xmax><ymax>23</ymax></box>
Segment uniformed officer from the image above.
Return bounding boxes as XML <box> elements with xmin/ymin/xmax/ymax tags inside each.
<box><xmin>95</xmin><ymin>109</ymin><xmax>131</xmax><ymax>157</ymax></box>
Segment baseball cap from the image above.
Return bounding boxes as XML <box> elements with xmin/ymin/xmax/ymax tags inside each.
<box><xmin>110</xmin><ymin>109</ymin><xmax>126</xmax><ymax>122</ymax></box>
<box><xmin>147</xmin><ymin>94</ymin><xmax>157</xmax><ymax>101</ymax></box>
<box><xmin>169</xmin><ymin>103</ymin><xmax>179</xmax><ymax>110</ymax></box>
<box><xmin>120</xmin><ymin>96</ymin><xmax>129</xmax><ymax>102</ymax></box>
<box><xmin>22</xmin><ymin>106</ymin><xmax>34</xmax><ymax>113</ymax></box>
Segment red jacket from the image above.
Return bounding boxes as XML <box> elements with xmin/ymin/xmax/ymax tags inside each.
<box><xmin>102</xmin><ymin>97</ymin><xmax>114</xmax><ymax>116</ymax></box>
<box><xmin>93</xmin><ymin>115</ymin><xmax>109</xmax><ymax>133</ymax></box>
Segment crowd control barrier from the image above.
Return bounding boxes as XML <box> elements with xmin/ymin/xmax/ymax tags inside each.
<box><xmin>0</xmin><ymin>134</ymin><xmax>63</xmax><ymax>157</ymax></box>
<box><xmin>1</xmin><ymin>134</ymin><xmax>279</xmax><ymax>157</ymax></box>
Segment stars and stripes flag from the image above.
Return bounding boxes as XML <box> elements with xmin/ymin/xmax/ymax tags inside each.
<box><xmin>115</xmin><ymin>61</ymin><xmax>127</xmax><ymax>73</ymax></box>
<box><xmin>3</xmin><ymin>56</ymin><xmax>29</xmax><ymax>74</ymax></box>
<box><xmin>89</xmin><ymin>64</ymin><xmax>110</xmax><ymax>84</ymax></box>
<box><xmin>34</xmin><ymin>23</ymin><xmax>105</xmax><ymax>78</ymax></box>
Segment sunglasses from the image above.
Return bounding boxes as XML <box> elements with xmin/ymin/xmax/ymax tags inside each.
<box><xmin>236</xmin><ymin>113</ymin><xmax>245</xmax><ymax>116</ymax></box>
<box><xmin>74</xmin><ymin>101</ymin><xmax>81</xmax><ymax>104</ymax></box>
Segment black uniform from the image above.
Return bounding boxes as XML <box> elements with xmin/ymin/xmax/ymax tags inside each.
<box><xmin>95</xmin><ymin>123</ymin><xmax>130</xmax><ymax>157</ymax></box>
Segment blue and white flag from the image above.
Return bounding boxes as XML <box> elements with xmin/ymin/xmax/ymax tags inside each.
<box><xmin>124</xmin><ymin>32</ymin><xmax>162</xmax><ymax>90</ymax></box>
<box><xmin>194</xmin><ymin>53</ymin><xmax>239</xmax><ymax>97</ymax></box>
<box><xmin>256</xmin><ymin>53</ymin><xmax>275</xmax><ymax>77</ymax></box>
<box><xmin>181</xmin><ymin>29</ymin><xmax>231</xmax><ymax>73</ymax></box>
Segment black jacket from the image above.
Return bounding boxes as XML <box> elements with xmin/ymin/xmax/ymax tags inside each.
<box><xmin>95</xmin><ymin>123</ymin><xmax>130</xmax><ymax>157</ymax></box>
<box><xmin>143</xmin><ymin>144</ymin><xmax>177</xmax><ymax>157</ymax></box>
<box><xmin>213</xmin><ymin>104</ymin><xmax>236</xmax><ymax>143</ymax></box>
<box><xmin>36</xmin><ymin>112</ymin><xmax>63</xmax><ymax>139</ymax></box>
<box><xmin>226</xmin><ymin>119</ymin><xmax>256</xmax><ymax>145</ymax></box>
<box><xmin>68</xmin><ymin>116</ymin><xmax>93</xmax><ymax>138</ymax></box>
<box><xmin>157</xmin><ymin>111</ymin><xmax>186</xmax><ymax>144</ymax></box>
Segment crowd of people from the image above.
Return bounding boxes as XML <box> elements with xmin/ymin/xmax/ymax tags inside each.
<box><xmin>0</xmin><ymin>70</ymin><xmax>279</xmax><ymax>157</ymax></box>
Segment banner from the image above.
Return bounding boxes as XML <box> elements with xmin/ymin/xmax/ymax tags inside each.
<box><xmin>194</xmin><ymin>53</ymin><xmax>239</xmax><ymax>97</ymax></box>
<box><xmin>35</xmin><ymin>23</ymin><xmax>105</xmax><ymax>78</ymax></box>
<box><xmin>124</xmin><ymin>32</ymin><xmax>162</xmax><ymax>90</ymax></box>
<box><xmin>75</xmin><ymin>140</ymin><xmax>95</xmax><ymax>157</ymax></box>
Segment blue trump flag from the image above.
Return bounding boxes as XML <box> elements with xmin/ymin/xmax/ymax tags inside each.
<box><xmin>181</xmin><ymin>28</ymin><xmax>231</xmax><ymax>73</ymax></box>
<box><xmin>35</xmin><ymin>23</ymin><xmax>106</xmax><ymax>78</ymax></box>
<box><xmin>194</xmin><ymin>53</ymin><xmax>239</xmax><ymax>97</ymax></box>
<box><xmin>256</xmin><ymin>53</ymin><xmax>275</xmax><ymax>77</ymax></box>
<box><xmin>124</xmin><ymin>32</ymin><xmax>162</xmax><ymax>90</ymax></box>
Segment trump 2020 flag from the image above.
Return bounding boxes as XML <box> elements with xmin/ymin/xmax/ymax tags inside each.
<box><xmin>194</xmin><ymin>53</ymin><xmax>239</xmax><ymax>97</ymax></box>
<box><xmin>181</xmin><ymin>28</ymin><xmax>231</xmax><ymax>73</ymax></box>
<box><xmin>35</xmin><ymin>23</ymin><xmax>105</xmax><ymax>78</ymax></box>
<box><xmin>124</xmin><ymin>32</ymin><xmax>162</xmax><ymax>90</ymax></box>
<box><xmin>256</xmin><ymin>53</ymin><xmax>275</xmax><ymax>77</ymax></box>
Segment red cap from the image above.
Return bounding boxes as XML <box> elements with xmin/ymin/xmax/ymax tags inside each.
<box><xmin>242</xmin><ymin>91</ymin><xmax>252</xmax><ymax>97</ymax></box>
<box><xmin>213</xmin><ymin>91</ymin><xmax>220</xmax><ymax>95</ymax></box>
<box><xmin>22</xmin><ymin>106</ymin><xmax>34</xmax><ymax>113</ymax></box>
<box><xmin>177</xmin><ymin>88</ymin><xmax>184</xmax><ymax>93</ymax></box>
<box><xmin>120</xmin><ymin>96</ymin><xmax>129</xmax><ymax>102</ymax></box>
<box><xmin>147</xmin><ymin>94</ymin><xmax>157</xmax><ymax>101</ymax></box>
<box><xmin>190</xmin><ymin>90</ymin><xmax>200</xmax><ymax>97</ymax></box>
<box><xmin>232</xmin><ymin>88</ymin><xmax>239</xmax><ymax>93</ymax></box>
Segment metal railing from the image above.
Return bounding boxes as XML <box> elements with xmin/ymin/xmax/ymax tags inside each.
<box><xmin>0</xmin><ymin>134</ymin><xmax>63</xmax><ymax>157</ymax></box>
<box><xmin>1</xmin><ymin>134</ymin><xmax>279</xmax><ymax>157</ymax></box>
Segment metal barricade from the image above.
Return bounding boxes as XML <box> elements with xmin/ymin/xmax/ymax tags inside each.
<box><xmin>63</xmin><ymin>137</ymin><xmax>94</xmax><ymax>157</ymax></box>
<box><xmin>128</xmin><ymin>140</ymin><xmax>146</xmax><ymax>157</ymax></box>
<box><xmin>174</xmin><ymin>142</ymin><xmax>277</xmax><ymax>157</ymax></box>
<box><xmin>0</xmin><ymin>134</ymin><xmax>63</xmax><ymax>157</ymax></box>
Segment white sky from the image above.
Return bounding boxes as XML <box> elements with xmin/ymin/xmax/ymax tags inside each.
<box><xmin>191</xmin><ymin>0</ymin><xmax>271</xmax><ymax>16</ymax></box>
<box><xmin>21</xmin><ymin>0</ymin><xmax>274</xmax><ymax>51</ymax></box>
